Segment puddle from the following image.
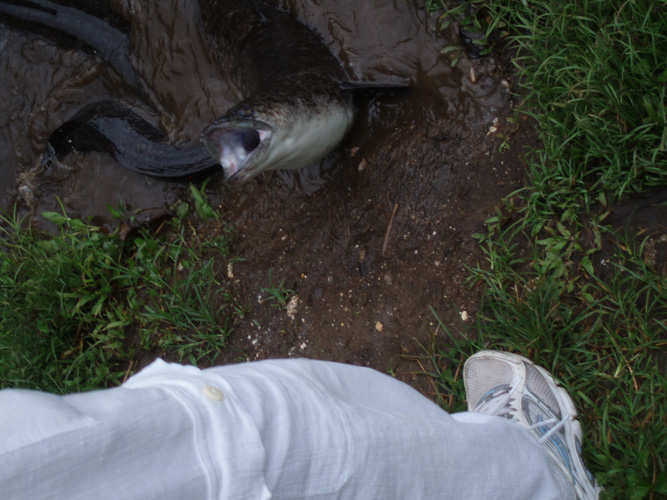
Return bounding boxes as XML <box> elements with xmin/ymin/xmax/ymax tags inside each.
<box><xmin>0</xmin><ymin>0</ymin><xmax>524</xmax><ymax>377</ymax></box>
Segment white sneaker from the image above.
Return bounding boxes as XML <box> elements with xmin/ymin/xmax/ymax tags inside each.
<box><xmin>464</xmin><ymin>350</ymin><xmax>601</xmax><ymax>500</ymax></box>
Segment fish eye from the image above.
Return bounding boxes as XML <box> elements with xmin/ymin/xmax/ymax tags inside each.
<box><xmin>229</xmin><ymin>104</ymin><xmax>253</xmax><ymax>119</ymax></box>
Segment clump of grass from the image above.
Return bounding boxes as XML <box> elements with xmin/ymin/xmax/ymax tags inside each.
<box><xmin>435</xmin><ymin>0</ymin><xmax>507</xmax><ymax>65</ymax></box>
<box><xmin>0</xmin><ymin>202</ymin><xmax>239</xmax><ymax>394</ymax></box>
<box><xmin>439</xmin><ymin>0</ymin><xmax>666</xmax><ymax>217</ymax></box>
<box><xmin>260</xmin><ymin>270</ymin><xmax>295</xmax><ymax>310</ymax></box>
<box><xmin>424</xmin><ymin>226</ymin><xmax>667</xmax><ymax>499</ymax></box>
<box><xmin>511</xmin><ymin>0</ymin><xmax>666</xmax><ymax>218</ymax></box>
<box><xmin>422</xmin><ymin>1</ymin><xmax>667</xmax><ymax>498</ymax></box>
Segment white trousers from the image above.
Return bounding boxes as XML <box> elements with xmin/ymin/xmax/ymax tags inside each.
<box><xmin>0</xmin><ymin>358</ymin><xmax>565</xmax><ymax>499</ymax></box>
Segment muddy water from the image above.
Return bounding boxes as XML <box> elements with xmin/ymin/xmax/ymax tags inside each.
<box><xmin>0</xmin><ymin>0</ymin><xmax>505</xmax><ymax>220</ymax></box>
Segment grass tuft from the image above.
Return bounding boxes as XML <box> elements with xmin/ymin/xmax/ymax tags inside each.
<box><xmin>260</xmin><ymin>270</ymin><xmax>296</xmax><ymax>310</ymax></box>
<box><xmin>0</xmin><ymin>202</ymin><xmax>240</xmax><ymax>394</ymax></box>
<box><xmin>425</xmin><ymin>226</ymin><xmax>667</xmax><ymax>498</ymax></box>
<box><xmin>425</xmin><ymin>0</ymin><xmax>667</xmax><ymax>497</ymax></box>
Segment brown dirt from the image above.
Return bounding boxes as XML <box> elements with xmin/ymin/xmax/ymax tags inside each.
<box><xmin>0</xmin><ymin>0</ymin><xmax>540</xmax><ymax>385</ymax></box>
<box><xmin>202</xmin><ymin>106</ymin><xmax>538</xmax><ymax>380</ymax></box>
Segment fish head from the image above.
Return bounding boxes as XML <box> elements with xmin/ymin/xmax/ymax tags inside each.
<box><xmin>203</xmin><ymin>89</ymin><xmax>354</xmax><ymax>185</ymax></box>
<box><xmin>202</xmin><ymin>103</ymin><xmax>274</xmax><ymax>185</ymax></box>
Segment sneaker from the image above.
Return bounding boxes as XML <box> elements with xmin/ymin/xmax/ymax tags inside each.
<box><xmin>463</xmin><ymin>350</ymin><xmax>601</xmax><ymax>500</ymax></box>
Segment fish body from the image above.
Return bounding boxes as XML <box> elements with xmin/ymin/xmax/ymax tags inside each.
<box><xmin>199</xmin><ymin>0</ymin><xmax>355</xmax><ymax>184</ymax></box>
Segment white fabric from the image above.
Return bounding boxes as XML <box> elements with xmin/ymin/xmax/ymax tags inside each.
<box><xmin>0</xmin><ymin>358</ymin><xmax>566</xmax><ymax>499</ymax></box>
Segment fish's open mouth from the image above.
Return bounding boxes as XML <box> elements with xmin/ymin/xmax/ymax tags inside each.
<box><xmin>202</xmin><ymin>118</ymin><xmax>273</xmax><ymax>182</ymax></box>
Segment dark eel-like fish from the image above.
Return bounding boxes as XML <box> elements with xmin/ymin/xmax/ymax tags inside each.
<box><xmin>0</xmin><ymin>0</ymin><xmax>359</xmax><ymax>184</ymax></box>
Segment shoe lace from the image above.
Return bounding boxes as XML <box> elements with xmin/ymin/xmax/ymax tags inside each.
<box><xmin>474</xmin><ymin>381</ymin><xmax>520</xmax><ymax>418</ymax></box>
<box><xmin>475</xmin><ymin>378</ymin><xmax>571</xmax><ymax>444</ymax></box>
<box><xmin>533</xmin><ymin>414</ymin><xmax>570</xmax><ymax>444</ymax></box>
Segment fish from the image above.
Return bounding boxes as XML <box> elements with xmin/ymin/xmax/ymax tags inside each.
<box><xmin>198</xmin><ymin>0</ymin><xmax>356</xmax><ymax>184</ymax></box>
<box><xmin>42</xmin><ymin>99</ymin><xmax>219</xmax><ymax>178</ymax></box>
<box><xmin>0</xmin><ymin>0</ymin><xmax>360</xmax><ymax>184</ymax></box>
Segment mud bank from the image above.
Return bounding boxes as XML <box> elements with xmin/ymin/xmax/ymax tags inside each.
<box><xmin>0</xmin><ymin>1</ymin><xmax>536</xmax><ymax>378</ymax></box>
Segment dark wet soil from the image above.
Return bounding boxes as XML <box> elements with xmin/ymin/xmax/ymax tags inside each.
<box><xmin>0</xmin><ymin>1</ymin><xmax>539</xmax><ymax>384</ymax></box>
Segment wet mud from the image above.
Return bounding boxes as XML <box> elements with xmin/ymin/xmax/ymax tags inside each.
<box><xmin>0</xmin><ymin>1</ymin><xmax>537</xmax><ymax>379</ymax></box>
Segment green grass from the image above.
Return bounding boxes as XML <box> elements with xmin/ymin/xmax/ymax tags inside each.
<box><xmin>424</xmin><ymin>0</ymin><xmax>667</xmax><ymax>498</ymax></box>
<box><xmin>423</xmin><ymin>228</ymin><xmax>667</xmax><ymax>498</ymax></box>
<box><xmin>0</xmin><ymin>198</ymin><xmax>241</xmax><ymax>394</ymax></box>
<box><xmin>260</xmin><ymin>270</ymin><xmax>296</xmax><ymax>310</ymax></box>
<box><xmin>0</xmin><ymin>1</ymin><xmax>663</xmax><ymax>496</ymax></box>
<box><xmin>439</xmin><ymin>0</ymin><xmax>667</xmax><ymax>211</ymax></box>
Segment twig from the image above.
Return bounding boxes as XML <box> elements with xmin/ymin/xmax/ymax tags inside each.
<box><xmin>448</xmin><ymin>355</ymin><xmax>463</xmax><ymax>410</ymax></box>
<box><xmin>122</xmin><ymin>360</ymin><xmax>136</xmax><ymax>384</ymax></box>
<box><xmin>382</xmin><ymin>202</ymin><xmax>399</xmax><ymax>256</ymax></box>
